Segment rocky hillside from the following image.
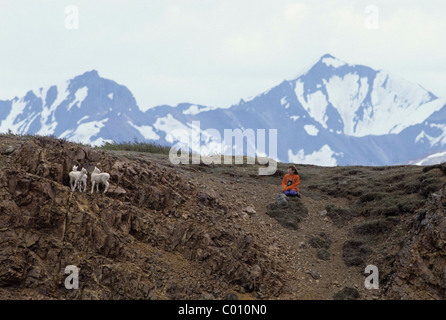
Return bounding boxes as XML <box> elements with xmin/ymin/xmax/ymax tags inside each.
<box><xmin>0</xmin><ymin>135</ymin><xmax>445</xmax><ymax>300</ymax></box>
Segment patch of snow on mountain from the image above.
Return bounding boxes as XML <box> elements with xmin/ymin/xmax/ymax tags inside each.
<box><xmin>128</xmin><ymin>120</ymin><xmax>160</xmax><ymax>140</ymax></box>
<box><xmin>183</xmin><ymin>105</ymin><xmax>216</xmax><ymax>115</ymax></box>
<box><xmin>59</xmin><ymin>118</ymin><xmax>109</xmax><ymax>146</ymax></box>
<box><xmin>414</xmin><ymin>123</ymin><xmax>446</xmax><ymax>148</ymax></box>
<box><xmin>411</xmin><ymin>150</ymin><xmax>446</xmax><ymax>165</ymax></box>
<box><xmin>92</xmin><ymin>138</ymin><xmax>114</xmax><ymax>146</ymax></box>
<box><xmin>199</xmin><ymin>129</ymin><xmax>225</xmax><ymax>156</ymax></box>
<box><xmin>37</xmin><ymin>81</ymin><xmax>70</xmax><ymax>136</ymax></box>
<box><xmin>322</xmin><ymin>56</ymin><xmax>346</xmax><ymax>68</ymax></box>
<box><xmin>365</xmin><ymin>72</ymin><xmax>441</xmax><ymax>136</ymax></box>
<box><xmin>153</xmin><ymin>113</ymin><xmax>191</xmax><ymax>144</ymax></box>
<box><xmin>0</xmin><ymin>98</ymin><xmax>28</xmax><ymax>133</ymax></box>
<box><xmin>108</xmin><ymin>93</ymin><xmax>114</xmax><ymax>100</ymax></box>
<box><xmin>77</xmin><ymin>116</ymin><xmax>90</xmax><ymax>125</ymax></box>
<box><xmin>294</xmin><ymin>80</ymin><xmax>329</xmax><ymax>128</ymax></box>
<box><xmin>304</xmin><ymin>124</ymin><xmax>319</xmax><ymax>136</ymax></box>
<box><xmin>24</xmin><ymin>113</ymin><xmax>40</xmax><ymax>132</ymax></box>
<box><xmin>324</xmin><ymin>73</ymin><xmax>368</xmax><ymax>135</ymax></box>
<box><xmin>288</xmin><ymin>145</ymin><xmax>340</xmax><ymax>166</ymax></box>
<box><xmin>415</xmin><ymin>131</ymin><xmax>430</xmax><ymax>144</ymax></box>
<box><xmin>392</xmin><ymin>99</ymin><xmax>446</xmax><ymax>135</ymax></box>
<box><xmin>67</xmin><ymin>87</ymin><xmax>88</xmax><ymax>111</ymax></box>
<box><xmin>280</xmin><ymin>97</ymin><xmax>290</xmax><ymax>109</ymax></box>
<box><xmin>427</xmin><ymin>124</ymin><xmax>446</xmax><ymax>147</ymax></box>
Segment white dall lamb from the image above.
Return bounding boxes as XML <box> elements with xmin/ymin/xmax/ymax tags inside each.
<box><xmin>71</xmin><ymin>165</ymin><xmax>87</xmax><ymax>192</ymax></box>
<box><xmin>69</xmin><ymin>168</ymin><xmax>88</xmax><ymax>192</ymax></box>
<box><xmin>91</xmin><ymin>166</ymin><xmax>110</xmax><ymax>194</ymax></box>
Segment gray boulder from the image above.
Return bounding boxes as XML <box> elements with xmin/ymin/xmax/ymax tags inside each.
<box><xmin>266</xmin><ymin>194</ymin><xmax>308</xmax><ymax>230</ymax></box>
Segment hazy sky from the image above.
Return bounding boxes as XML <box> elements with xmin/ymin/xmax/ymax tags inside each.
<box><xmin>0</xmin><ymin>0</ymin><xmax>445</xmax><ymax>111</ymax></box>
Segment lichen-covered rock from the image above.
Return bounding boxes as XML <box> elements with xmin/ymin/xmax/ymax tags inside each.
<box><xmin>266</xmin><ymin>195</ymin><xmax>308</xmax><ymax>230</ymax></box>
<box><xmin>342</xmin><ymin>240</ymin><xmax>372</xmax><ymax>267</ymax></box>
<box><xmin>333</xmin><ymin>287</ymin><xmax>360</xmax><ymax>300</ymax></box>
<box><xmin>383</xmin><ymin>189</ymin><xmax>446</xmax><ymax>299</ymax></box>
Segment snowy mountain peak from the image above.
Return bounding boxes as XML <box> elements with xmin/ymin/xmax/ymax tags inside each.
<box><xmin>77</xmin><ymin>69</ymin><xmax>100</xmax><ymax>79</ymax></box>
<box><xmin>290</xmin><ymin>53</ymin><xmax>346</xmax><ymax>80</ymax></box>
<box><xmin>318</xmin><ymin>53</ymin><xmax>347</xmax><ymax>69</ymax></box>
<box><xmin>289</xmin><ymin>54</ymin><xmax>443</xmax><ymax>137</ymax></box>
<box><xmin>0</xmin><ymin>70</ymin><xmax>143</xmax><ymax>146</ymax></box>
<box><xmin>320</xmin><ymin>53</ymin><xmax>335</xmax><ymax>59</ymax></box>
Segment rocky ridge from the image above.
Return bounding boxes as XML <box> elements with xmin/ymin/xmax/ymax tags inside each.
<box><xmin>0</xmin><ymin>136</ymin><xmax>283</xmax><ymax>299</ymax></box>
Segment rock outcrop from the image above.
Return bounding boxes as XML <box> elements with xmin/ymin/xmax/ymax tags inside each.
<box><xmin>383</xmin><ymin>188</ymin><xmax>446</xmax><ymax>299</ymax></box>
<box><xmin>266</xmin><ymin>194</ymin><xmax>308</xmax><ymax>230</ymax></box>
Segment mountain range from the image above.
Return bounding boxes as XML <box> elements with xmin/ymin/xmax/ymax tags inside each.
<box><xmin>1</xmin><ymin>53</ymin><xmax>446</xmax><ymax>166</ymax></box>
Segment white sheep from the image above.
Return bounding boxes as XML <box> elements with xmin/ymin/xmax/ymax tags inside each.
<box><xmin>71</xmin><ymin>165</ymin><xmax>87</xmax><ymax>192</ymax></box>
<box><xmin>69</xmin><ymin>167</ymin><xmax>88</xmax><ymax>192</ymax></box>
<box><xmin>91</xmin><ymin>166</ymin><xmax>110</xmax><ymax>194</ymax></box>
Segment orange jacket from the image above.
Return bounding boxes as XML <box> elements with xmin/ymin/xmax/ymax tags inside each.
<box><xmin>282</xmin><ymin>173</ymin><xmax>300</xmax><ymax>192</ymax></box>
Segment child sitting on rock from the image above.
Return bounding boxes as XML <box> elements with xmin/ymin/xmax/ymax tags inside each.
<box><xmin>282</xmin><ymin>165</ymin><xmax>301</xmax><ymax>197</ymax></box>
